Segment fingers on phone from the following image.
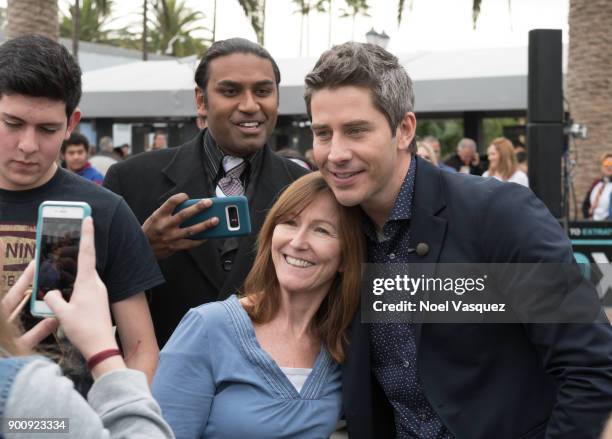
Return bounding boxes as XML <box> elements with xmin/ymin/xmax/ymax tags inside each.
<box><xmin>183</xmin><ymin>216</ymin><xmax>219</xmax><ymax>238</ymax></box>
<box><xmin>159</xmin><ymin>193</ymin><xmax>189</xmax><ymax>215</ymax></box>
<box><xmin>78</xmin><ymin>217</ymin><xmax>96</xmax><ymax>272</ymax></box>
<box><xmin>172</xmin><ymin>198</ymin><xmax>213</xmax><ymax>226</ymax></box>
<box><xmin>43</xmin><ymin>289</ymin><xmax>68</xmax><ymax>314</ymax></box>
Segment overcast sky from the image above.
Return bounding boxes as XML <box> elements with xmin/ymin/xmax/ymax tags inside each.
<box><xmin>5</xmin><ymin>0</ymin><xmax>569</xmax><ymax>58</ymax></box>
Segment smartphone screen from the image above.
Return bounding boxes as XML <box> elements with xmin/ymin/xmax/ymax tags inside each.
<box><xmin>35</xmin><ymin>216</ymin><xmax>81</xmax><ymax>301</ymax></box>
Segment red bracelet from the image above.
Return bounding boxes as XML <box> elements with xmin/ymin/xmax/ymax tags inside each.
<box><xmin>86</xmin><ymin>348</ymin><xmax>122</xmax><ymax>370</ymax></box>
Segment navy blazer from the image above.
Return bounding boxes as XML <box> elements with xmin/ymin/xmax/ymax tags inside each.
<box><xmin>343</xmin><ymin>157</ymin><xmax>612</xmax><ymax>439</ymax></box>
<box><xmin>104</xmin><ymin>130</ymin><xmax>308</xmax><ymax>346</ymax></box>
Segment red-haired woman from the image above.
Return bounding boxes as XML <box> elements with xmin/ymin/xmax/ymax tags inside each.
<box><xmin>152</xmin><ymin>172</ymin><xmax>365</xmax><ymax>438</ymax></box>
<box><xmin>483</xmin><ymin>137</ymin><xmax>529</xmax><ymax>187</ymax></box>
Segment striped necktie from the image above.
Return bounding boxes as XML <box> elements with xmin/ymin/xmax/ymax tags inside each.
<box><xmin>216</xmin><ymin>156</ymin><xmax>246</xmax><ymax>197</ymax></box>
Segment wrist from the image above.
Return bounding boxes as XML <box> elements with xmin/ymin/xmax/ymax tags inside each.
<box><xmin>91</xmin><ymin>355</ymin><xmax>126</xmax><ymax>380</ymax></box>
<box><xmin>82</xmin><ymin>340</ymin><xmax>119</xmax><ymax>364</ymax></box>
<box><xmin>87</xmin><ymin>348</ymin><xmax>122</xmax><ymax>369</ymax></box>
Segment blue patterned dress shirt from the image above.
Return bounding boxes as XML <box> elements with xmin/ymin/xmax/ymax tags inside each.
<box><xmin>364</xmin><ymin>156</ymin><xmax>453</xmax><ymax>439</ymax></box>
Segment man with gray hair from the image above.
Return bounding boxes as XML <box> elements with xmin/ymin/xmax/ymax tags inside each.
<box><xmin>444</xmin><ymin>137</ymin><xmax>486</xmax><ymax>175</ymax></box>
<box><xmin>89</xmin><ymin>135</ymin><xmax>119</xmax><ymax>175</ymax></box>
<box><xmin>305</xmin><ymin>41</ymin><xmax>612</xmax><ymax>439</ymax></box>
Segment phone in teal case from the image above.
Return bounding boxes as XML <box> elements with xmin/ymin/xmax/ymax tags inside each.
<box><xmin>31</xmin><ymin>201</ymin><xmax>91</xmax><ymax>317</ymax></box>
<box><xmin>174</xmin><ymin>196</ymin><xmax>251</xmax><ymax>240</ymax></box>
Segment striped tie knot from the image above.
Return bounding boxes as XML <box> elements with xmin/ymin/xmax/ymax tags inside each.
<box><xmin>216</xmin><ymin>156</ymin><xmax>246</xmax><ymax>197</ymax></box>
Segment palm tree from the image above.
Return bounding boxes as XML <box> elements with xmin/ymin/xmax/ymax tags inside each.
<box><xmin>315</xmin><ymin>0</ymin><xmax>333</xmax><ymax>48</ymax></box>
<box><xmin>142</xmin><ymin>0</ymin><xmax>148</xmax><ymax>60</ymax></box>
<box><xmin>396</xmin><ymin>0</ymin><xmax>413</xmax><ymax>26</ymax></box>
<box><xmin>60</xmin><ymin>0</ymin><xmax>114</xmax><ymax>59</ymax></box>
<box><xmin>6</xmin><ymin>0</ymin><xmax>59</xmax><ymax>40</ymax></box>
<box><xmin>292</xmin><ymin>0</ymin><xmax>325</xmax><ymax>56</ymax></box>
<box><xmin>397</xmin><ymin>0</ymin><xmax>484</xmax><ymax>29</ymax></box>
<box><xmin>147</xmin><ymin>0</ymin><xmax>209</xmax><ymax>57</ymax></box>
<box><xmin>327</xmin><ymin>0</ymin><xmax>332</xmax><ymax>47</ymax></box>
<box><xmin>340</xmin><ymin>0</ymin><xmax>370</xmax><ymax>41</ymax></box>
<box><xmin>0</xmin><ymin>6</ymin><xmax>5</xmax><ymax>30</ymax></box>
<box><xmin>237</xmin><ymin>0</ymin><xmax>265</xmax><ymax>45</ymax></box>
<box><xmin>212</xmin><ymin>0</ymin><xmax>217</xmax><ymax>41</ymax></box>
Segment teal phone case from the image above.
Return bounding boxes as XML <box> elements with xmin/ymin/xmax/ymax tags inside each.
<box><xmin>174</xmin><ymin>196</ymin><xmax>251</xmax><ymax>240</ymax></box>
<box><xmin>31</xmin><ymin>201</ymin><xmax>91</xmax><ymax>317</ymax></box>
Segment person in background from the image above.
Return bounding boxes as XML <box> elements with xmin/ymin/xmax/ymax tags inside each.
<box><xmin>483</xmin><ymin>137</ymin><xmax>529</xmax><ymax>187</ymax></box>
<box><xmin>444</xmin><ymin>137</ymin><xmax>486</xmax><ymax>175</ymax></box>
<box><xmin>152</xmin><ymin>172</ymin><xmax>364</xmax><ymax>438</ymax></box>
<box><xmin>61</xmin><ymin>133</ymin><xmax>104</xmax><ymax>185</ymax></box>
<box><xmin>113</xmin><ymin>143</ymin><xmax>130</xmax><ymax>159</ymax></box>
<box><xmin>196</xmin><ymin>115</ymin><xmax>207</xmax><ymax>130</ymax></box>
<box><xmin>0</xmin><ymin>218</ymin><xmax>174</xmax><ymax>438</ymax></box>
<box><xmin>422</xmin><ymin>135</ymin><xmax>455</xmax><ymax>172</ymax></box>
<box><xmin>416</xmin><ymin>141</ymin><xmax>438</xmax><ymax>165</ymax></box>
<box><xmin>582</xmin><ymin>153</ymin><xmax>612</xmax><ymax>220</ymax></box>
<box><xmin>516</xmin><ymin>150</ymin><xmax>528</xmax><ymax>174</ymax></box>
<box><xmin>89</xmin><ymin>136</ymin><xmax>118</xmax><ymax>176</ymax></box>
<box><xmin>150</xmin><ymin>132</ymin><xmax>168</xmax><ymax>151</ymax></box>
<box><xmin>304</xmin><ymin>148</ymin><xmax>317</xmax><ymax>169</ymax></box>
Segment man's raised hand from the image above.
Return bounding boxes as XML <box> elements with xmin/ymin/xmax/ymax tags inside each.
<box><xmin>142</xmin><ymin>193</ymin><xmax>219</xmax><ymax>260</ymax></box>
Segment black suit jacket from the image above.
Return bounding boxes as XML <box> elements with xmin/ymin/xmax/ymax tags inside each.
<box><xmin>104</xmin><ymin>131</ymin><xmax>308</xmax><ymax>346</ymax></box>
<box><xmin>343</xmin><ymin>157</ymin><xmax>612</xmax><ymax>439</ymax></box>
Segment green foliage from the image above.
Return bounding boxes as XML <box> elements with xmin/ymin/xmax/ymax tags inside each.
<box><xmin>147</xmin><ymin>0</ymin><xmax>209</xmax><ymax>57</ymax></box>
<box><xmin>472</xmin><ymin>0</ymin><xmax>481</xmax><ymax>29</ymax></box>
<box><xmin>416</xmin><ymin>119</ymin><xmax>463</xmax><ymax>159</ymax></box>
<box><xmin>340</xmin><ymin>0</ymin><xmax>370</xmax><ymax>19</ymax></box>
<box><xmin>292</xmin><ymin>0</ymin><xmax>326</xmax><ymax>15</ymax></box>
<box><xmin>482</xmin><ymin>117</ymin><xmax>525</xmax><ymax>146</ymax></box>
<box><xmin>397</xmin><ymin>0</ymin><xmax>405</xmax><ymax>25</ymax></box>
<box><xmin>416</xmin><ymin>117</ymin><xmax>525</xmax><ymax>159</ymax></box>
<box><xmin>60</xmin><ymin>0</ymin><xmax>115</xmax><ymax>42</ymax></box>
<box><xmin>237</xmin><ymin>0</ymin><xmax>265</xmax><ymax>45</ymax></box>
<box><xmin>340</xmin><ymin>0</ymin><xmax>370</xmax><ymax>40</ymax></box>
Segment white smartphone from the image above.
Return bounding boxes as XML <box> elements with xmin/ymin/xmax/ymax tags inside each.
<box><xmin>30</xmin><ymin>201</ymin><xmax>91</xmax><ymax>317</ymax></box>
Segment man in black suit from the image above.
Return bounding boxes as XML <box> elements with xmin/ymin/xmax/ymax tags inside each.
<box><xmin>104</xmin><ymin>38</ymin><xmax>308</xmax><ymax>347</ymax></box>
<box><xmin>305</xmin><ymin>42</ymin><xmax>612</xmax><ymax>438</ymax></box>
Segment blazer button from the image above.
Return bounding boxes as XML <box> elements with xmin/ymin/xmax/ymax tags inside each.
<box><xmin>222</xmin><ymin>259</ymin><xmax>233</xmax><ymax>272</ymax></box>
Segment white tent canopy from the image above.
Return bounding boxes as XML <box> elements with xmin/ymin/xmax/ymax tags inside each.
<box><xmin>80</xmin><ymin>45</ymin><xmax>567</xmax><ymax>119</ymax></box>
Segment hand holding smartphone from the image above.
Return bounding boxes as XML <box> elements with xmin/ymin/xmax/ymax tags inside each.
<box><xmin>31</xmin><ymin>201</ymin><xmax>91</xmax><ymax>317</ymax></box>
<box><xmin>173</xmin><ymin>196</ymin><xmax>251</xmax><ymax>240</ymax></box>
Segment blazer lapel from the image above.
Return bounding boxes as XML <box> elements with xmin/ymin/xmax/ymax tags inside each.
<box><xmin>409</xmin><ymin>157</ymin><xmax>448</xmax><ymax>347</ymax></box>
<box><xmin>158</xmin><ymin>131</ymin><xmax>225</xmax><ymax>292</ymax></box>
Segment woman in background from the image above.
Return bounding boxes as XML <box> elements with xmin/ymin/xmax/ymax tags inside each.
<box><xmin>483</xmin><ymin>137</ymin><xmax>529</xmax><ymax>187</ymax></box>
<box><xmin>153</xmin><ymin>172</ymin><xmax>364</xmax><ymax>438</ymax></box>
<box><xmin>582</xmin><ymin>153</ymin><xmax>612</xmax><ymax>220</ymax></box>
<box><xmin>417</xmin><ymin>141</ymin><xmax>439</xmax><ymax>166</ymax></box>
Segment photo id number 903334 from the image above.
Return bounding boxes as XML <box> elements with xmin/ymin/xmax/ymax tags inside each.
<box><xmin>5</xmin><ymin>418</ymin><xmax>69</xmax><ymax>433</ymax></box>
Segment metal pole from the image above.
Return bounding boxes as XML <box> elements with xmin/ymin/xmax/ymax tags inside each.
<box><xmin>142</xmin><ymin>0</ymin><xmax>148</xmax><ymax>61</ymax></box>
